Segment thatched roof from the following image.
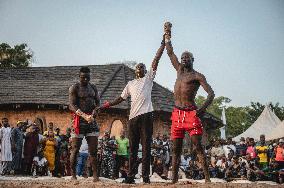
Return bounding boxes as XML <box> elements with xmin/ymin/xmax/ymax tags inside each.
<box><xmin>0</xmin><ymin>64</ymin><xmax>174</xmax><ymax>112</ymax></box>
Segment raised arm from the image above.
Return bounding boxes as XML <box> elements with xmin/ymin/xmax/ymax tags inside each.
<box><xmin>165</xmin><ymin>34</ymin><xmax>180</xmax><ymax>71</ymax></box>
<box><xmin>197</xmin><ymin>73</ymin><xmax>215</xmax><ymax>115</ymax></box>
<box><xmin>151</xmin><ymin>35</ymin><xmax>165</xmax><ymax>71</ymax></box>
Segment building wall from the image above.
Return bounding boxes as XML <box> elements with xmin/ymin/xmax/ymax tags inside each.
<box><xmin>0</xmin><ymin>109</ymin><xmax>171</xmax><ymax>138</ymax></box>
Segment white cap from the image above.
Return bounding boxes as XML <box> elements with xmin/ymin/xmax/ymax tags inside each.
<box><xmin>279</xmin><ymin>139</ymin><xmax>284</xmax><ymax>143</ymax></box>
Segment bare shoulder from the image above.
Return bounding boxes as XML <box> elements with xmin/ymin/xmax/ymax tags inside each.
<box><xmin>194</xmin><ymin>71</ymin><xmax>207</xmax><ymax>81</ymax></box>
<box><xmin>90</xmin><ymin>83</ymin><xmax>98</xmax><ymax>91</ymax></box>
<box><xmin>69</xmin><ymin>83</ymin><xmax>79</xmax><ymax>92</ymax></box>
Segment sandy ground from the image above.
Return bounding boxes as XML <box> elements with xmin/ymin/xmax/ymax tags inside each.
<box><xmin>0</xmin><ymin>176</ymin><xmax>284</xmax><ymax>188</ymax></box>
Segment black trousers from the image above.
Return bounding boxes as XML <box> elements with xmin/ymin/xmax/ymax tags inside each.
<box><xmin>128</xmin><ymin>112</ymin><xmax>153</xmax><ymax>179</ymax></box>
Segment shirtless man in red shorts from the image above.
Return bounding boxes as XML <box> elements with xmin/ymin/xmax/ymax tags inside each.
<box><xmin>164</xmin><ymin>23</ymin><xmax>215</xmax><ymax>183</ymax></box>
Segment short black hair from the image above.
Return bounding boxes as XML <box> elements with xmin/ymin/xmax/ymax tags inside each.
<box><xmin>80</xmin><ymin>66</ymin><xmax>90</xmax><ymax>73</ymax></box>
<box><xmin>2</xmin><ymin>117</ymin><xmax>8</xmax><ymax>121</ymax></box>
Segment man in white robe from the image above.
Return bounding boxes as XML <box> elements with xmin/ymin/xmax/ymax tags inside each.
<box><xmin>0</xmin><ymin>118</ymin><xmax>13</xmax><ymax>175</ymax></box>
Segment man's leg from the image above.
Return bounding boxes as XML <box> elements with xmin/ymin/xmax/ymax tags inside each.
<box><xmin>171</xmin><ymin>138</ymin><xmax>183</xmax><ymax>183</ymax></box>
<box><xmin>140</xmin><ymin>112</ymin><xmax>153</xmax><ymax>183</ymax></box>
<box><xmin>126</xmin><ymin>117</ymin><xmax>140</xmax><ymax>183</ymax></box>
<box><xmin>86</xmin><ymin>136</ymin><xmax>99</xmax><ymax>182</ymax></box>
<box><xmin>191</xmin><ymin>135</ymin><xmax>211</xmax><ymax>182</ymax></box>
<box><xmin>70</xmin><ymin>137</ymin><xmax>83</xmax><ymax>179</ymax></box>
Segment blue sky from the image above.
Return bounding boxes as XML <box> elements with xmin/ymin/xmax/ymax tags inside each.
<box><xmin>1</xmin><ymin>0</ymin><xmax>283</xmax><ymax>106</ymax></box>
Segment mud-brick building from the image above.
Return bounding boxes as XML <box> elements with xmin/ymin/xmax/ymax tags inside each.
<box><xmin>0</xmin><ymin>64</ymin><xmax>222</xmax><ymax>139</ymax></box>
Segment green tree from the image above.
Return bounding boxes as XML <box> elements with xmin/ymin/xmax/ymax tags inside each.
<box><xmin>246</xmin><ymin>102</ymin><xmax>284</xmax><ymax>123</ymax></box>
<box><xmin>0</xmin><ymin>43</ymin><xmax>33</xmax><ymax>68</ymax></box>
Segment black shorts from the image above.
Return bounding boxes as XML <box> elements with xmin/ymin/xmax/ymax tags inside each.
<box><xmin>71</xmin><ymin>119</ymin><xmax>100</xmax><ymax>138</ymax></box>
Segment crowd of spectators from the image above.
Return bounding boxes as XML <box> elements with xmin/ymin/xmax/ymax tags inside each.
<box><xmin>0</xmin><ymin>117</ymin><xmax>284</xmax><ymax>184</ymax></box>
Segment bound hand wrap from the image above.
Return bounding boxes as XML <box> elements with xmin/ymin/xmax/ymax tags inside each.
<box><xmin>102</xmin><ymin>101</ymin><xmax>111</xmax><ymax>109</ymax></box>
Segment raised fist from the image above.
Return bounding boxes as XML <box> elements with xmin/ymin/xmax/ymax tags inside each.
<box><xmin>164</xmin><ymin>22</ymin><xmax>172</xmax><ymax>36</ymax></box>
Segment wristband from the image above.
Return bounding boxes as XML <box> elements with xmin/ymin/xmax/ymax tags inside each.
<box><xmin>102</xmin><ymin>101</ymin><xmax>110</xmax><ymax>108</ymax></box>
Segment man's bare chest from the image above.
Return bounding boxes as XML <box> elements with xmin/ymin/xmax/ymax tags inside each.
<box><xmin>176</xmin><ymin>73</ymin><xmax>199</xmax><ymax>86</ymax></box>
<box><xmin>77</xmin><ymin>86</ymin><xmax>95</xmax><ymax>99</ymax></box>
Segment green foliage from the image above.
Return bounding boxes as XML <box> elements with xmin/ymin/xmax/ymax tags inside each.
<box><xmin>196</xmin><ymin>96</ymin><xmax>283</xmax><ymax>138</ymax></box>
<box><xmin>0</xmin><ymin>43</ymin><xmax>33</xmax><ymax>68</ymax></box>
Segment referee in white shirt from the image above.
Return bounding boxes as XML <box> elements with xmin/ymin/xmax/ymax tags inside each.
<box><xmin>98</xmin><ymin>35</ymin><xmax>165</xmax><ymax>184</ymax></box>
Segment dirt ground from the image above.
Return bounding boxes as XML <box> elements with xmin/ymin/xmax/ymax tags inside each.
<box><xmin>1</xmin><ymin>177</ymin><xmax>284</xmax><ymax>188</ymax></box>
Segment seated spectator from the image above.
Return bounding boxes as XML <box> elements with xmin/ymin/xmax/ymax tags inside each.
<box><xmin>180</xmin><ymin>154</ymin><xmax>191</xmax><ymax>172</ymax></box>
<box><xmin>225</xmin><ymin>156</ymin><xmax>242</xmax><ymax>180</ymax></box>
<box><xmin>31</xmin><ymin>151</ymin><xmax>48</xmax><ymax>177</ymax></box>
<box><xmin>223</xmin><ymin>137</ymin><xmax>236</xmax><ymax>158</ymax></box>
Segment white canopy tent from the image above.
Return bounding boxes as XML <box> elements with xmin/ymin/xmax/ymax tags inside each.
<box><xmin>266</xmin><ymin>121</ymin><xmax>284</xmax><ymax>140</ymax></box>
<box><xmin>233</xmin><ymin>105</ymin><xmax>281</xmax><ymax>142</ymax></box>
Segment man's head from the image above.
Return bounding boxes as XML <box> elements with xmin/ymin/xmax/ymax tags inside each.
<box><xmin>181</xmin><ymin>51</ymin><xmax>194</xmax><ymax>69</ymax></box>
<box><xmin>66</xmin><ymin>127</ymin><xmax>71</xmax><ymax>136</ymax></box>
<box><xmin>104</xmin><ymin>131</ymin><xmax>110</xmax><ymax>138</ymax></box>
<box><xmin>163</xmin><ymin>134</ymin><xmax>168</xmax><ymax>141</ymax></box>
<box><xmin>120</xmin><ymin>131</ymin><xmax>125</xmax><ymax>139</ymax></box>
<box><xmin>260</xmin><ymin>134</ymin><xmax>265</xmax><ymax>144</ymax></box>
<box><xmin>79</xmin><ymin>66</ymin><xmax>91</xmax><ymax>86</ymax></box>
<box><xmin>279</xmin><ymin>139</ymin><xmax>284</xmax><ymax>146</ymax></box>
<box><xmin>135</xmin><ymin>63</ymin><xmax>146</xmax><ymax>79</ymax></box>
<box><xmin>55</xmin><ymin>127</ymin><xmax>60</xmax><ymax>135</ymax></box>
<box><xmin>17</xmin><ymin>121</ymin><xmax>25</xmax><ymax>129</ymax></box>
<box><xmin>227</xmin><ymin>137</ymin><xmax>232</xmax><ymax>145</ymax></box>
<box><xmin>240</xmin><ymin>137</ymin><xmax>245</xmax><ymax>144</ymax></box>
<box><xmin>48</xmin><ymin>122</ymin><xmax>54</xmax><ymax>130</ymax></box>
<box><xmin>1</xmin><ymin>118</ymin><xmax>9</xmax><ymax>127</ymax></box>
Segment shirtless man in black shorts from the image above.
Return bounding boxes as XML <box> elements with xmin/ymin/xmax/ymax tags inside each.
<box><xmin>69</xmin><ymin>66</ymin><xmax>100</xmax><ymax>181</ymax></box>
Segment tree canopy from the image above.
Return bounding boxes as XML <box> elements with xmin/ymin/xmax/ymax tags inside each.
<box><xmin>0</xmin><ymin>43</ymin><xmax>33</xmax><ymax>68</ymax></box>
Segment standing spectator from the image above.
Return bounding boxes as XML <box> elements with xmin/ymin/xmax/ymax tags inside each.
<box><xmin>42</xmin><ymin>130</ymin><xmax>57</xmax><ymax>176</ymax></box>
<box><xmin>114</xmin><ymin>131</ymin><xmax>129</xmax><ymax>179</ymax></box>
<box><xmin>256</xmin><ymin>134</ymin><xmax>269</xmax><ymax>169</ymax></box>
<box><xmin>246</xmin><ymin>138</ymin><xmax>257</xmax><ymax>160</ymax></box>
<box><xmin>236</xmin><ymin>137</ymin><xmax>247</xmax><ymax>157</ymax></box>
<box><xmin>23</xmin><ymin>124</ymin><xmax>39</xmax><ymax>175</ymax></box>
<box><xmin>76</xmin><ymin>137</ymin><xmax>89</xmax><ymax>177</ymax></box>
<box><xmin>161</xmin><ymin>134</ymin><xmax>170</xmax><ymax>179</ymax></box>
<box><xmin>274</xmin><ymin>139</ymin><xmax>284</xmax><ymax>170</ymax></box>
<box><xmin>11</xmin><ymin>121</ymin><xmax>25</xmax><ymax>174</ymax></box>
<box><xmin>100</xmin><ymin>132</ymin><xmax>117</xmax><ymax>179</ymax></box>
<box><xmin>54</xmin><ymin>127</ymin><xmax>62</xmax><ymax>177</ymax></box>
<box><xmin>43</xmin><ymin>122</ymin><xmax>55</xmax><ymax>137</ymax></box>
<box><xmin>0</xmin><ymin>117</ymin><xmax>13</xmax><ymax>175</ymax></box>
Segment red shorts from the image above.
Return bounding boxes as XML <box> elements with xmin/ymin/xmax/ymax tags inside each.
<box><xmin>171</xmin><ymin>107</ymin><xmax>203</xmax><ymax>139</ymax></box>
